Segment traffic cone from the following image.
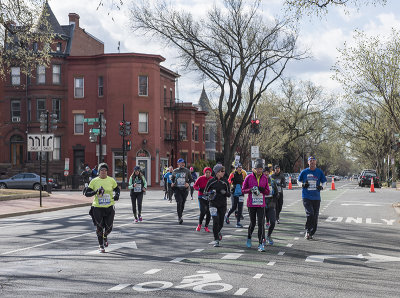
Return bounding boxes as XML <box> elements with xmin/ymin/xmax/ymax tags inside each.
<box><xmin>370</xmin><ymin>177</ymin><xmax>375</xmax><ymax>193</ymax></box>
<box><xmin>331</xmin><ymin>176</ymin><xmax>336</xmax><ymax>190</ymax></box>
<box><xmin>288</xmin><ymin>176</ymin><xmax>292</xmax><ymax>190</ymax></box>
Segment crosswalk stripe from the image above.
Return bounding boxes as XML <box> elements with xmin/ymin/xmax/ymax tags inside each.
<box><xmin>170</xmin><ymin>257</ymin><xmax>185</xmax><ymax>263</ymax></box>
<box><xmin>144</xmin><ymin>269</ymin><xmax>161</xmax><ymax>275</ymax></box>
<box><xmin>108</xmin><ymin>284</ymin><xmax>131</xmax><ymax>291</ymax></box>
<box><xmin>267</xmin><ymin>261</ymin><xmax>276</xmax><ymax>266</ymax></box>
<box><xmin>234</xmin><ymin>288</ymin><xmax>248</xmax><ymax>296</ymax></box>
<box><xmin>253</xmin><ymin>273</ymin><xmax>263</xmax><ymax>279</ymax></box>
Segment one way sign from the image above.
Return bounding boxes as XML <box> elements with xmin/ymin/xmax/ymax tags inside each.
<box><xmin>27</xmin><ymin>134</ymin><xmax>54</xmax><ymax>152</ymax></box>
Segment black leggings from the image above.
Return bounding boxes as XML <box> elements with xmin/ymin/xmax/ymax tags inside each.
<box><xmin>265</xmin><ymin>206</ymin><xmax>276</xmax><ymax>237</ymax></box>
<box><xmin>276</xmin><ymin>192</ymin><xmax>283</xmax><ymax>220</ymax></box>
<box><xmin>130</xmin><ymin>192</ymin><xmax>144</xmax><ymax>219</ymax></box>
<box><xmin>91</xmin><ymin>206</ymin><xmax>115</xmax><ymax>246</ymax></box>
<box><xmin>227</xmin><ymin>196</ymin><xmax>243</xmax><ymax>223</ymax></box>
<box><xmin>211</xmin><ymin>205</ymin><xmax>227</xmax><ymax>241</ymax></box>
<box><xmin>175</xmin><ymin>188</ymin><xmax>188</xmax><ymax>218</ymax></box>
<box><xmin>198</xmin><ymin>198</ymin><xmax>211</xmax><ymax>227</ymax></box>
<box><xmin>248</xmin><ymin>207</ymin><xmax>265</xmax><ymax>244</ymax></box>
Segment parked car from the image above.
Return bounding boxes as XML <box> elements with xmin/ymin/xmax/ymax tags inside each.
<box><xmin>0</xmin><ymin>173</ymin><xmax>52</xmax><ymax>190</ymax></box>
<box><xmin>358</xmin><ymin>169</ymin><xmax>377</xmax><ymax>186</ymax></box>
<box><xmin>359</xmin><ymin>172</ymin><xmax>381</xmax><ymax>188</ymax></box>
<box><xmin>290</xmin><ymin>173</ymin><xmax>298</xmax><ymax>185</ymax></box>
<box><xmin>284</xmin><ymin>173</ymin><xmax>290</xmax><ymax>185</ymax></box>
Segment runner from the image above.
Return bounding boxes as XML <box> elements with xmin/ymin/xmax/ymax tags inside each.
<box><xmin>128</xmin><ymin>165</ymin><xmax>148</xmax><ymax>222</ymax></box>
<box><xmin>171</xmin><ymin>159</ymin><xmax>194</xmax><ymax>224</ymax></box>
<box><xmin>264</xmin><ymin>167</ymin><xmax>279</xmax><ymax>245</ymax></box>
<box><xmin>163</xmin><ymin>166</ymin><xmax>174</xmax><ymax>202</ymax></box>
<box><xmin>270</xmin><ymin>165</ymin><xmax>286</xmax><ymax>223</ymax></box>
<box><xmin>84</xmin><ymin>163</ymin><xmax>120</xmax><ymax>253</ymax></box>
<box><xmin>190</xmin><ymin>167</ymin><xmax>198</xmax><ymax>200</ymax></box>
<box><xmin>242</xmin><ymin>161</ymin><xmax>269</xmax><ymax>252</ymax></box>
<box><xmin>226</xmin><ymin>163</ymin><xmax>247</xmax><ymax>228</ymax></box>
<box><xmin>193</xmin><ymin>167</ymin><xmax>213</xmax><ymax>232</ymax></box>
<box><xmin>298</xmin><ymin>156</ymin><xmax>327</xmax><ymax>240</ymax></box>
<box><xmin>204</xmin><ymin>164</ymin><xmax>231</xmax><ymax>247</ymax></box>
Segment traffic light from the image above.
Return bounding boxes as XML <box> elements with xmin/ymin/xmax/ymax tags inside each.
<box><xmin>125</xmin><ymin>121</ymin><xmax>131</xmax><ymax>136</ymax></box>
<box><xmin>50</xmin><ymin>113</ymin><xmax>58</xmax><ymax>131</ymax></box>
<box><xmin>89</xmin><ymin>129</ymin><xmax>97</xmax><ymax>142</ymax></box>
<box><xmin>250</xmin><ymin>119</ymin><xmax>260</xmax><ymax>134</ymax></box>
<box><xmin>119</xmin><ymin>121</ymin><xmax>125</xmax><ymax>136</ymax></box>
<box><xmin>124</xmin><ymin>139</ymin><xmax>132</xmax><ymax>151</ymax></box>
<box><xmin>40</xmin><ymin>112</ymin><xmax>48</xmax><ymax>132</ymax></box>
<box><xmin>101</xmin><ymin>116</ymin><xmax>106</xmax><ymax>137</ymax></box>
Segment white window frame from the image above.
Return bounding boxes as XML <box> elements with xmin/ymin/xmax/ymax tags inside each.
<box><xmin>52</xmin><ymin>136</ymin><xmax>61</xmax><ymax>160</ymax></box>
<box><xmin>36</xmin><ymin>99</ymin><xmax>46</xmax><ymax>120</ymax></box>
<box><xmin>138</xmin><ymin>112</ymin><xmax>148</xmax><ymax>133</ymax></box>
<box><xmin>98</xmin><ymin>76</ymin><xmax>104</xmax><ymax>97</ymax></box>
<box><xmin>37</xmin><ymin>65</ymin><xmax>46</xmax><ymax>84</ymax></box>
<box><xmin>52</xmin><ymin>65</ymin><xmax>61</xmax><ymax>84</ymax></box>
<box><xmin>74</xmin><ymin>114</ymin><xmax>84</xmax><ymax>134</ymax></box>
<box><xmin>11</xmin><ymin>67</ymin><xmax>20</xmax><ymax>85</ymax></box>
<box><xmin>179</xmin><ymin>123</ymin><xmax>187</xmax><ymax>140</ymax></box>
<box><xmin>52</xmin><ymin>98</ymin><xmax>61</xmax><ymax>121</ymax></box>
<box><xmin>138</xmin><ymin>75</ymin><xmax>148</xmax><ymax>96</ymax></box>
<box><xmin>11</xmin><ymin>100</ymin><xmax>21</xmax><ymax>122</ymax></box>
<box><xmin>74</xmin><ymin>77</ymin><xmax>84</xmax><ymax>98</ymax></box>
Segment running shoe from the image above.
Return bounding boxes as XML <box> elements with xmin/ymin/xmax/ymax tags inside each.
<box><xmin>196</xmin><ymin>224</ymin><xmax>202</xmax><ymax>232</ymax></box>
<box><xmin>135</xmin><ymin>218</ymin><xmax>138</xmax><ymax>223</ymax></box>
<box><xmin>246</xmin><ymin>238</ymin><xmax>252</xmax><ymax>248</ymax></box>
<box><xmin>99</xmin><ymin>245</ymin><xmax>105</xmax><ymax>253</ymax></box>
<box><xmin>225</xmin><ymin>216</ymin><xmax>230</xmax><ymax>224</ymax></box>
<box><xmin>304</xmin><ymin>232</ymin><xmax>311</xmax><ymax>240</ymax></box>
<box><xmin>236</xmin><ymin>223</ymin><xmax>243</xmax><ymax>228</ymax></box>
<box><xmin>266</xmin><ymin>222</ymin><xmax>270</xmax><ymax>229</ymax></box>
<box><xmin>218</xmin><ymin>232</ymin><xmax>222</xmax><ymax>241</ymax></box>
<box><xmin>258</xmin><ymin>243</ymin><xmax>265</xmax><ymax>252</ymax></box>
<box><xmin>178</xmin><ymin>218</ymin><xmax>183</xmax><ymax>225</ymax></box>
<box><xmin>213</xmin><ymin>240</ymin><xmax>220</xmax><ymax>247</ymax></box>
<box><xmin>266</xmin><ymin>236</ymin><xmax>274</xmax><ymax>245</ymax></box>
<box><xmin>139</xmin><ymin>216</ymin><xmax>143</xmax><ymax>222</ymax></box>
<box><xmin>204</xmin><ymin>226</ymin><xmax>211</xmax><ymax>233</ymax></box>
<box><xmin>276</xmin><ymin>219</ymin><xmax>280</xmax><ymax>224</ymax></box>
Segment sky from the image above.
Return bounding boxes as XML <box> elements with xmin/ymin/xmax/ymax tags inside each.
<box><xmin>48</xmin><ymin>0</ymin><xmax>400</xmax><ymax>104</ymax></box>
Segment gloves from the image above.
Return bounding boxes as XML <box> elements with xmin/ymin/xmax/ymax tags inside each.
<box><xmin>316</xmin><ymin>185</ymin><xmax>323</xmax><ymax>191</ymax></box>
<box><xmin>84</xmin><ymin>187</ymin><xmax>98</xmax><ymax>197</ymax></box>
<box><xmin>302</xmin><ymin>181</ymin><xmax>309</xmax><ymax>189</ymax></box>
<box><xmin>258</xmin><ymin>187</ymin><xmax>265</xmax><ymax>193</ymax></box>
<box><xmin>251</xmin><ymin>186</ymin><xmax>260</xmax><ymax>195</ymax></box>
<box><xmin>114</xmin><ymin>195</ymin><xmax>120</xmax><ymax>201</ymax></box>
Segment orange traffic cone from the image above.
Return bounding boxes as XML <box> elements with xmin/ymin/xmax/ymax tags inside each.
<box><xmin>288</xmin><ymin>176</ymin><xmax>292</xmax><ymax>190</ymax></box>
<box><xmin>331</xmin><ymin>176</ymin><xmax>336</xmax><ymax>190</ymax></box>
<box><xmin>370</xmin><ymin>177</ymin><xmax>375</xmax><ymax>193</ymax></box>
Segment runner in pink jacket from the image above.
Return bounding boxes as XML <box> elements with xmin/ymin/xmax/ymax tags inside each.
<box><xmin>242</xmin><ymin>161</ymin><xmax>270</xmax><ymax>252</ymax></box>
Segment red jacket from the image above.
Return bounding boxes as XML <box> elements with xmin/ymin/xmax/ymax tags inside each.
<box><xmin>242</xmin><ymin>173</ymin><xmax>270</xmax><ymax>207</ymax></box>
<box><xmin>194</xmin><ymin>175</ymin><xmax>212</xmax><ymax>197</ymax></box>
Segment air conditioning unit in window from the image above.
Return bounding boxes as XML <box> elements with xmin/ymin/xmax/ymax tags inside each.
<box><xmin>12</xmin><ymin>116</ymin><xmax>21</xmax><ymax>122</ymax></box>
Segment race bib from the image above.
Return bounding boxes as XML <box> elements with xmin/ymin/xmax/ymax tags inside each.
<box><xmin>238</xmin><ymin>196</ymin><xmax>244</xmax><ymax>203</ymax></box>
<box><xmin>98</xmin><ymin>194</ymin><xmax>111</xmax><ymax>205</ymax></box>
<box><xmin>210</xmin><ymin>207</ymin><xmax>218</xmax><ymax>216</ymax></box>
<box><xmin>134</xmin><ymin>184</ymin><xmax>142</xmax><ymax>192</ymax></box>
<box><xmin>309</xmin><ymin>180</ymin><xmax>317</xmax><ymax>190</ymax></box>
<box><xmin>177</xmin><ymin>177</ymin><xmax>186</xmax><ymax>187</ymax></box>
<box><xmin>252</xmin><ymin>194</ymin><xmax>263</xmax><ymax>206</ymax></box>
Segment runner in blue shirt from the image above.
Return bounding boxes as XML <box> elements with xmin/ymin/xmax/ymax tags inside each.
<box><xmin>297</xmin><ymin>156</ymin><xmax>327</xmax><ymax>240</ymax></box>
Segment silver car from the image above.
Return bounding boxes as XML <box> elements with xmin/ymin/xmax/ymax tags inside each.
<box><xmin>0</xmin><ymin>173</ymin><xmax>51</xmax><ymax>190</ymax></box>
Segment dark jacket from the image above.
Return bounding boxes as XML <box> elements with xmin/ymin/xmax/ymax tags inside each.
<box><xmin>204</xmin><ymin>177</ymin><xmax>231</xmax><ymax>208</ymax></box>
<box><xmin>171</xmin><ymin>167</ymin><xmax>194</xmax><ymax>190</ymax></box>
<box><xmin>271</xmin><ymin>172</ymin><xmax>286</xmax><ymax>192</ymax></box>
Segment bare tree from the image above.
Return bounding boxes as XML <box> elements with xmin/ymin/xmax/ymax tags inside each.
<box><xmin>129</xmin><ymin>0</ymin><xmax>303</xmax><ymax>170</ymax></box>
<box><xmin>0</xmin><ymin>0</ymin><xmax>53</xmax><ymax>79</ymax></box>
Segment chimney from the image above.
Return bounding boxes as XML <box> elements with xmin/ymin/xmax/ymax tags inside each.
<box><xmin>68</xmin><ymin>13</ymin><xmax>80</xmax><ymax>28</ymax></box>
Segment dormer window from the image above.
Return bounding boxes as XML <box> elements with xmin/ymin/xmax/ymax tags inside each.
<box><xmin>56</xmin><ymin>42</ymin><xmax>62</xmax><ymax>52</ymax></box>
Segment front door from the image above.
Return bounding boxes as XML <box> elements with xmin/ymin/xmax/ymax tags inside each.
<box><xmin>136</xmin><ymin>158</ymin><xmax>151</xmax><ymax>186</ymax></box>
<box><xmin>11</xmin><ymin>143</ymin><xmax>23</xmax><ymax>166</ymax></box>
<box><xmin>73</xmin><ymin>149</ymin><xmax>85</xmax><ymax>175</ymax></box>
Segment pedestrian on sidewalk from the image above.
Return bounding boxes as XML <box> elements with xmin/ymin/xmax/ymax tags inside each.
<box><xmin>171</xmin><ymin>159</ymin><xmax>194</xmax><ymax>224</ymax></box>
<box><xmin>193</xmin><ymin>167</ymin><xmax>213</xmax><ymax>232</ymax></box>
<box><xmin>128</xmin><ymin>166</ymin><xmax>147</xmax><ymax>222</ymax></box>
<box><xmin>298</xmin><ymin>156</ymin><xmax>327</xmax><ymax>240</ymax></box>
<box><xmin>85</xmin><ymin>163</ymin><xmax>120</xmax><ymax>253</ymax></box>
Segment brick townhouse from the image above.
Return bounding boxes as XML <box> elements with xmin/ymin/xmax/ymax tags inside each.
<box><xmin>0</xmin><ymin>3</ymin><xmax>208</xmax><ymax>187</ymax></box>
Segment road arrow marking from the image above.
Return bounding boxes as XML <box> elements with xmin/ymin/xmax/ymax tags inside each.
<box><xmin>306</xmin><ymin>253</ymin><xmax>400</xmax><ymax>263</ymax></box>
<box><xmin>86</xmin><ymin>241</ymin><xmax>137</xmax><ymax>255</ymax></box>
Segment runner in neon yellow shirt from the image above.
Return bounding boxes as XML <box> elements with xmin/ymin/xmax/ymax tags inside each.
<box><xmin>85</xmin><ymin>163</ymin><xmax>120</xmax><ymax>253</ymax></box>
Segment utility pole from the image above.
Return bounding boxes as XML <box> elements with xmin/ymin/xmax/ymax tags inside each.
<box><xmin>122</xmin><ymin>104</ymin><xmax>126</xmax><ymax>189</ymax></box>
<box><xmin>99</xmin><ymin>113</ymin><xmax>103</xmax><ymax>164</ymax></box>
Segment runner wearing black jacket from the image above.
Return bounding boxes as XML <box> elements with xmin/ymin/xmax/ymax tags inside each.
<box><xmin>204</xmin><ymin>164</ymin><xmax>231</xmax><ymax>247</ymax></box>
<box><xmin>270</xmin><ymin>165</ymin><xmax>286</xmax><ymax>223</ymax></box>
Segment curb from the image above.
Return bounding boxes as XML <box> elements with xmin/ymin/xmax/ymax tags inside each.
<box><xmin>0</xmin><ymin>193</ymin><xmax>50</xmax><ymax>201</ymax></box>
<box><xmin>0</xmin><ymin>202</ymin><xmax>92</xmax><ymax>219</ymax></box>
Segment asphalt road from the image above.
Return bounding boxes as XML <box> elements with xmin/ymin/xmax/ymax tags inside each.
<box><xmin>0</xmin><ymin>181</ymin><xmax>399</xmax><ymax>297</ymax></box>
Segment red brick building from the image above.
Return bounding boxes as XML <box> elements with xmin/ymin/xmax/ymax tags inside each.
<box><xmin>0</xmin><ymin>3</ymin><xmax>206</xmax><ymax>187</ymax></box>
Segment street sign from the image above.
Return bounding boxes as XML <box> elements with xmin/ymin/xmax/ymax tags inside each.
<box><xmin>83</xmin><ymin>118</ymin><xmax>99</xmax><ymax>123</ymax></box>
<box><xmin>64</xmin><ymin>158</ymin><xmax>70</xmax><ymax>171</ymax></box>
<box><xmin>251</xmin><ymin>146</ymin><xmax>259</xmax><ymax>158</ymax></box>
<box><xmin>27</xmin><ymin>134</ymin><xmax>54</xmax><ymax>152</ymax></box>
<box><xmin>234</xmin><ymin>155</ymin><xmax>240</xmax><ymax>167</ymax></box>
<box><xmin>91</xmin><ymin>128</ymin><xmax>100</xmax><ymax>135</ymax></box>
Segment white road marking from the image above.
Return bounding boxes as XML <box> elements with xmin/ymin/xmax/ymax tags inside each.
<box><xmin>221</xmin><ymin>253</ymin><xmax>242</xmax><ymax>260</ymax></box>
<box><xmin>278</xmin><ymin>252</ymin><xmax>285</xmax><ymax>256</ymax></box>
<box><xmin>144</xmin><ymin>269</ymin><xmax>161</xmax><ymax>275</ymax></box>
<box><xmin>170</xmin><ymin>257</ymin><xmax>185</xmax><ymax>263</ymax></box>
<box><xmin>294</xmin><ymin>237</ymin><xmax>299</xmax><ymax>240</ymax></box>
<box><xmin>267</xmin><ymin>261</ymin><xmax>276</xmax><ymax>266</ymax></box>
<box><xmin>192</xmin><ymin>249</ymin><xmax>204</xmax><ymax>253</ymax></box>
<box><xmin>86</xmin><ymin>241</ymin><xmax>138</xmax><ymax>255</ymax></box>
<box><xmin>286</xmin><ymin>244</ymin><xmax>293</xmax><ymax>247</ymax></box>
<box><xmin>224</xmin><ymin>235</ymin><xmax>233</xmax><ymax>238</ymax></box>
<box><xmin>253</xmin><ymin>273</ymin><xmax>263</xmax><ymax>279</ymax></box>
<box><xmin>234</xmin><ymin>288</ymin><xmax>248</xmax><ymax>296</ymax></box>
<box><xmin>299</xmin><ymin>231</ymin><xmax>304</xmax><ymax>234</ymax></box>
<box><xmin>108</xmin><ymin>284</ymin><xmax>131</xmax><ymax>291</ymax></box>
<box><xmin>235</xmin><ymin>229</ymin><xmax>243</xmax><ymax>232</ymax></box>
